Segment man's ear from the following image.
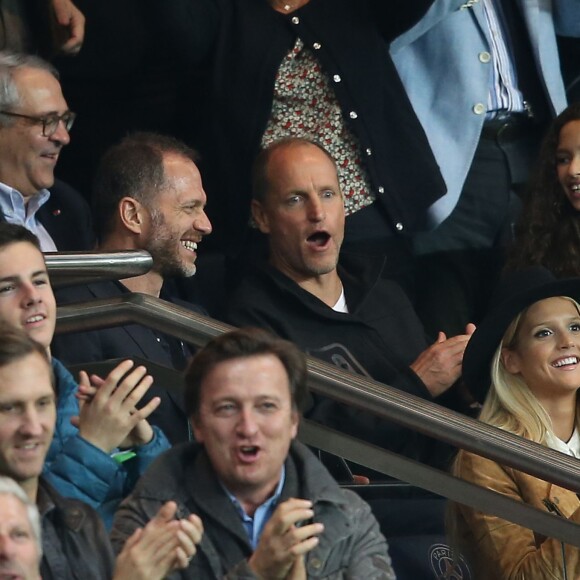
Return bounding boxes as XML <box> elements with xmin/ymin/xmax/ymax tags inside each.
<box><xmin>119</xmin><ymin>197</ymin><xmax>144</xmax><ymax>235</ymax></box>
<box><xmin>251</xmin><ymin>199</ymin><xmax>271</xmax><ymax>234</ymax></box>
<box><xmin>191</xmin><ymin>415</ymin><xmax>204</xmax><ymax>444</ymax></box>
<box><xmin>501</xmin><ymin>347</ymin><xmax>521</xmax><ymax>375</ymax></box>
<box><xmin>290</xmin><ymin>410</ymin><xmax>299</xmax><ymax>440</ymax></box>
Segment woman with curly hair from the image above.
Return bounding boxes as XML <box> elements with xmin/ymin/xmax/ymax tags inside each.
<box><xmin>506</xmin><ymin>102</ymin><xmax>580</xmax><ymax>276</ymax></box>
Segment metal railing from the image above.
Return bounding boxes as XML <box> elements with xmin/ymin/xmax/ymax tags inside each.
<box><xmin>45</xmin><ymin>250</ymin><xmax>152</xmax><ymax>287</ymax></box>
<box><xmin>49</xmin><ymin>247</ymin><xmax>580</xmax><ymax>548</ymax></box>
<box><xmin>55</xmin><ymin>293</ymin><xmax>580</xmax><ymax>493</ymax></box>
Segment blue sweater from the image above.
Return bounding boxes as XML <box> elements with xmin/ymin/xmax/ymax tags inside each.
<box><xmin>43</xmin><ymin>358</ymin><xmax>170</xmax><ymax>529</ymax></box>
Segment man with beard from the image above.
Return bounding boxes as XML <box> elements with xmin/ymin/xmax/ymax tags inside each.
<box><xmin>226</xmin><ymin>137</ymin><xmax>475</xmax><ymax>465</ymax></box>
<box><xmin>51</xmin><ymin>132</ymin><xmax>212</xmax><ymax>444</ymax></box>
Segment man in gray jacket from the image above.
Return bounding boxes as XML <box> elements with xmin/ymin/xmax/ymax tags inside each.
<box><xmin>111</xmin><ymin>327</ymin><xmax>395</xmax><ymax>579</ymax></box>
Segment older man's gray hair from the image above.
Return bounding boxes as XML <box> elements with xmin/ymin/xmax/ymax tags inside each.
<box><xmin>0</xmin><ymin>51</ymin><xmax>58</xmax><ymax>124</ymax></box>
<box><xmin>0</xmin><ymin>475</ymin><xmax>42</xmax><ymax>560</ymax></box>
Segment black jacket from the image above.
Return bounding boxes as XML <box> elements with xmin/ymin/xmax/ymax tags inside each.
<box><xmin>51</xmin><ymin>280</ymin><xmax>205</xmax><ymax>444</ymax></box>
<box><xmin>38</xmin><ymin>478</ymin><xmax>115</xmax><ymax>580</ymax></box>
<box><xmin>173</xmin><ymin>0</ymin><xmax>445</xmax><ymax>252</ymax></box>
<box><xmin>38</xmin><ymin>180</ymin><xmax>95</xmax><ymax>251</ymax></box>
<box><xmin>226</xmin><ymin>254</ymin><xmax>436</xmax><ymax>461</ymax></box>
<box><xmin>0</xmin><ymin>179</ymin><xmax>95</xmax><ymax>251</ymax></box>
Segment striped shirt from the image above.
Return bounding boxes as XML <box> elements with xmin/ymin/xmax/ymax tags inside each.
<box><xmin>481</xmin><ymin>0</ymin><xmax>527</xmax><ymax>118</ymax></box>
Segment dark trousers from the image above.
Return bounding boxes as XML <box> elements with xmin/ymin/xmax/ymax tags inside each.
<box><xmin>411</xmin><ymin>123</ymin><xmax>543</xmax><ymax>337</ymax></box>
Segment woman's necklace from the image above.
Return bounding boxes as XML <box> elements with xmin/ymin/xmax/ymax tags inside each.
<box><xmin>271</xmin><ymin>0</ymin><xmax>308</xmax><ymax>13</ymax></box>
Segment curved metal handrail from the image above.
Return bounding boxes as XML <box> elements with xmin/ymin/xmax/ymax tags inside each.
<box><xmin>55</xmin><ymin>292</ymin><xmax>580</xmax><ymax>493</ymax></box>
<box><xmin>45</xmin><ymin>251</ymin><xmax>153</xmax><ymax>287</ymax></box>
<box><xmin>55</xmin><ymin>292</ymin><xmax>580</xmax><ymax>546</ymax></box>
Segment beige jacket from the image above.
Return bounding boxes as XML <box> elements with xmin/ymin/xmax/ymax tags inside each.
<box><xmin>452</xmin><ymin>450</ymin><xmax>580</xmax><ymax>580</ymax></box>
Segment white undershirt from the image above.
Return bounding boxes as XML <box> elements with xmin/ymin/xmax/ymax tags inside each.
<box><xmin>332</xmin><ymin>286</ymin><xmax>348</xmax><ymax>313</ymax></box>
<box><xmin>546</xmin><ymin>428</ymin><xmax>580</xmax><ymax>459</ymax></box>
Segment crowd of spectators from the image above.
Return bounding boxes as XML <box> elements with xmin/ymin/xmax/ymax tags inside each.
<box><xmin>0</xmin><ymin>0</ymin><xmax>578</xmax><ymax>577</ymax></box>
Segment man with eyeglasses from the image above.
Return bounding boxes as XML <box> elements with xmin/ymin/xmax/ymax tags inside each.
<box><xmin>0</xmin><ymin>51</ymin><xmax>94</xmax><ymax>252</ymax></box>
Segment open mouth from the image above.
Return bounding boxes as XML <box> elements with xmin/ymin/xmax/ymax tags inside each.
<box><xmin>24</xmin><ymin>314</ymin><xmax>45</xmax><ymax>325</ymax></box>
<box><xmin>552</xmin><ymin>356</ymin><xmax>579</xmax><ymax>368</ymax></box>
<box><xmin>238</xmin><ymin>445</ymin><xmax>260</xmax><ymax>462</ymax></box>
<box><xmin>16</xmin><ymin>442</ymin><xmax>40</xmax><ymax>452</ymax></box>
<box><xmin>181</xmin><ymin>240</ymin><xmax>198</xmax><ymax>253</ymax></box>
<box><xmin>14</xmin><ymin>441</ymin><xmax>43</xmax><ymax>459</ymax></box>
<box><xmin>240</xmin><ymin>445</ymin><xmax>258</xmax><ymax>455</ymax></box>
<box><xmin>306</xmin><ymin>231</ymin><xmax>331</xmax><ymax>247</ymax></box>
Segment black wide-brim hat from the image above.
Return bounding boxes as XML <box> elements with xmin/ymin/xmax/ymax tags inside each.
<box><xmin>462</xmin><ymin>266</ymin><xmax>580</xmax><ymax>403</ymax></box>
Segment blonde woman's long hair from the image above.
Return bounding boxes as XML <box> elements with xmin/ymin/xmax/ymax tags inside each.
<box><xmin>479</xmin><ymin>296</ymin><xmax>580</xmax><ymax>444</ymax></box>
<box><xmin>448</xmin><ymin>297</ymin><xmax>580</xmax><ymax>569</ymax></box>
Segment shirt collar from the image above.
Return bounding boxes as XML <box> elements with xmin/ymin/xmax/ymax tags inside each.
<box><xmin>221</xmin><ymin>465</ymin><xmax>286</xmax><ymax>518</ymax></box>
<box><xmin>36</xmin><ymin>479</ymin><xmax>56</xmax><ymax>518</ymax></box>
<box><xmin>0</xmin><ymin>182</ymin><xmax>51</xmax><ymax>220</ymax></box>
<box><xmin>546</xmin><ymin>427</ymin><xmax>580</xmax><ymax>459</ymax></box>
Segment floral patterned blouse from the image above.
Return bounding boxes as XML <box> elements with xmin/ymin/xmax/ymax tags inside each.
<box><xmin>262</xmin><ymin>38</ymin><xmax>375</xmax><ymax>215</ymax></box>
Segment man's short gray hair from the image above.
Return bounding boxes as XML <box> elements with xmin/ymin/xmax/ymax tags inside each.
<box><xmin>0</xmin><ymin>476</ymin><xmax>42</xmax><ymax>561</ymax></box>
<box><xmin>0</xmin><ymin>51</ymin><xmax>59</xmax><ymax>125</ymax></box>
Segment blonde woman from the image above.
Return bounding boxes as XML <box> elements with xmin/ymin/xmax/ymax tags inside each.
<box><xmin>452</xmin><ymin>266</ymin><xmax>580</xmax><ymax>579</ymax></box>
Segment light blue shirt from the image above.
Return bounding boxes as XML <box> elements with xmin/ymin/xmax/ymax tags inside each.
<box><xmin>0</xmin><ymin>183</ymin><xmax>57</xmax><ymax>251</ymax></box>
<box><xmin>222</xmin><ymin>467</ymin><xmax>286</xmax><ymax>549</ymax></box>
<box><xmin>482</xmin><ymin>0</ymin><xmax>526</xmax><ymax>117</ymax></box>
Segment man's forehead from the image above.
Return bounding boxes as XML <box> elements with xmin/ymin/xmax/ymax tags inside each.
<box><xmin>0</xmin><ymin>266</ymin><xmax>47</xmax><ymax>280</ymax></box>
<box><xmin>271</xmin><ymin>142</ymin><xmax>335</xmax><ymax>168</ymax></box>
<box><xmin>12</xmin><ymin>67</ymin><xmax>66</xmax><ymax>113</ymax></box>
<box><xmin>0</xmin><ymin>494</ymin><xmax>33</xmax><ymax>527</ymax></box>
<box><xmin>154</xmin><ymin>186</ymin><xmax>205</xmax><ymax>213</ymax></box>
<box><xmin>162</xmin><ymin>153</ymin><xmax>200</xmax><ymax>179</ymax></box>
<box><xmin>200</xmin><ymin>355</ymin><xmax>292</xmax><ymax>396</ymax></box>
<box><xmin>266</xmin><ymin>145</ymin><xmax>338</xmax><ymax>189</ymax></box>
<box><xmin>0</xmin><ymin>492</ymin><xmax>28</xmax><ymax>512</ymax></box>
<box><xmin>13</xmin><ymin>66</ymin><xmax>56</xmax><ymax>85</ymax></box>
<box><xmin>159</xmin><ymin>157</ymin><xmax>205</xmax><ymax>199</ymax></box>
<box><xmin>0</xmin><ymin>244</ymin><xmax>47</xmax><ymax>276</ymax></box>
<box><xmin>0</xmin><ymin>354</ymin><xmax>53</xmax><ymax>393</ymax></box>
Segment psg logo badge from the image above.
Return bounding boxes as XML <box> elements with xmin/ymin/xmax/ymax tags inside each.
<box><xmin>429</xmin><ymin>543</ymin><xmax>472</xmax><ymax>580</ymax></box>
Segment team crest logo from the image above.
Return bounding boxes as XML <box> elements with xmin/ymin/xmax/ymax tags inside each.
<box><xmin>429</xmin><ymin>543</ymin><xmax>472</xmax><ymax>579</ymax></box>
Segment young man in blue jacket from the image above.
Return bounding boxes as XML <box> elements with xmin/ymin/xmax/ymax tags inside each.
<box><xmin>0</xmin><ymin>221</ymin><xmax>170</xmax><ymax>528</ymax></box>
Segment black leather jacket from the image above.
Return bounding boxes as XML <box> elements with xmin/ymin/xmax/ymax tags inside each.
<box><xmin>38</xmin><ymin>478</ymin><xmax>115</xmax><ymax>580</ymax></box>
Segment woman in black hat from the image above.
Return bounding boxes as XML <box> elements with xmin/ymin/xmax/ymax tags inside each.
<box><xmin>451</xmin><ymin>266</ymin><xmax>580</xmax><ymax>579</ymax></box>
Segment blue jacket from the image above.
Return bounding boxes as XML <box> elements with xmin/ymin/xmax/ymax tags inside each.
<box><xmin>390</xmin><ymin>0</ymin><xmax>580</xmax><ymax>227</ymax></box>
<box><xmin>43</xmin><ymin>358</ymin><xmax>170</xmax><ymax>529</ymax></box>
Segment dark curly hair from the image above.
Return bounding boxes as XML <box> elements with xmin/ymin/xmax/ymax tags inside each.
<box><xmin>505</xmin><ymin>103</ymin><xmax>580</xmax><ymax>277</ymax></box>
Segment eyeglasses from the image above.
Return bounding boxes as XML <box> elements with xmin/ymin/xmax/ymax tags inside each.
<box><xmin>0</xmin><ymin>110</ymin><xmax>76</xmax><ymax>137</ymax></box>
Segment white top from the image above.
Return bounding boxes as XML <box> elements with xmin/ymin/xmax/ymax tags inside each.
<box><xmin>332</xmin><ymin>286</ymin><xmax>348</xmax><ymax>313</ymax></box>
<box><xmin>546</xmin><ymin>428</ymin><xmax>580</xmax><ymax>459</ymax></box>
